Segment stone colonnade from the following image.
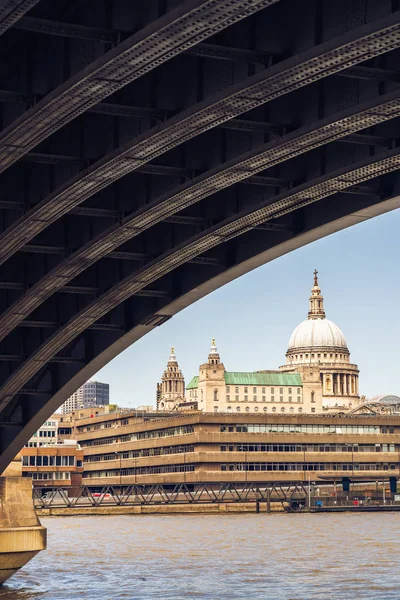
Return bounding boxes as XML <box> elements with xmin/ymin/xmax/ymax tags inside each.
<box><xmin>323</xmin><ymin>373</ymin><xmax>358</xmax><ymax>396</ymax></box>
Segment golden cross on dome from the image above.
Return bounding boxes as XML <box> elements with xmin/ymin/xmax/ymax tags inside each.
<box><xmin>313</xmin><ymin>269</ymin><xmax>318</xmax><ymax>285</ymax></box>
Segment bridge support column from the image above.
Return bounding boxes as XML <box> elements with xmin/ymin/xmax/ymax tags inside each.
<box><xmin>0</xmin><ymin>456</ymin><xmax>46</xmax><ymax>585</ymax></box>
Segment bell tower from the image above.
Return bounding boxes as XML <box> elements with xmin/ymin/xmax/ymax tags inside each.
<box><xmin>208</xmin><ymin>338</ymin><xmax>220</xmax><ymax>365</ymax></box>
<box><xmin>198</xmin><ymin>339</ymin><xmax>226</xmax><ymax>411</ymax></box>
<box><xmin>157</xmin><ymin>347</ymin><xmax>185</xmax><ymax>410</ymax></box>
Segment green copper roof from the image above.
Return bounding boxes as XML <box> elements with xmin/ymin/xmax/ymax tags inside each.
<box><xmin>224</xmin><ymin>372</ymin><xmax>302</xmax><ymax>386</ymax></box>
<box><xmin>186</xmin><ymin>376</ymin><xmax>199</xmax><ymax>390</ymax></box>
<box><xmin>186</xmin><ymin>372</ymin><xmax>302</xmax><ymax>389</ymax></box>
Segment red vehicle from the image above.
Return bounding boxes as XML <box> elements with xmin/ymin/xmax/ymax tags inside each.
<box><xmin>92</xmin><ymin>492</ymin><xmax>112</xmax><ymax>499</ymax></box>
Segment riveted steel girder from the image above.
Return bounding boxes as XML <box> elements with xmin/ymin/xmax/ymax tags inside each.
<box><xmin>0</xmin><ymin>0</ymin><xmax>278</xmax><ymax>174</ymax></box>
<box><xmin>1</xmin><ymin>1</ymin><xmax>400</xmax><ymax>472</ymax></box>
<box><xmin>0</xmin><ymin>89</ymin><xmax>398</xmax><ymax>347</ymax></box>
<box><xmin>0</xmin><ymin>0</ymin><xmax>39</xmax><ymax>36</ymax></box>
<box><xmin>0</xmin><ymin>12</ymin><xmax>400</xmax><ymax>266</ymax></box>
<box><xmin>1</xmin><ymin>146</ymin><xmax>400</xmax><ymax>417</ymax></box>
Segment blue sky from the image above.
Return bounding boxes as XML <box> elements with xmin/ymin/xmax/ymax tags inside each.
<box><xmin>95</xmin><ymin>208</ymin><xmax>400</xmax><ymax>406</ymax></box>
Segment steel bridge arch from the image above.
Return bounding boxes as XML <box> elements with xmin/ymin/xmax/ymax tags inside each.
<box><xmin>0</xmin><ymin>148</ymin><xmax>400</xmax><ymax>471</ymax></box>
<box><xmin>1</xmin><ymin>189</ymin><xmax>399</xmax><ymax>473</ymax></box>
<box><xmin>1</xmin><ymin>0</ymin><xmax>400</xmax><ymax>470</ymax></box>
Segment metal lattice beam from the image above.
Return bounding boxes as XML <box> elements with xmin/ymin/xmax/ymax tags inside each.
<box><xmin>0</xmin><ymin>0</ymin><xmax>39</xmax><ymax>36</ymax></box>
<box><xmin>0</xmin><ymin>90</ymin><xmax>398</xmax><ymax>347</ymax></box>
<box><xmin>0</xmin><ymin>0</ymin><xmax>279</xmax><ymax>174</ymax></box>
<box><xmin>0</xmin><ymin>146</ymin><xmax>399</xmax><ymax>412</ymax></box>
<box><xmin>0</xmin><ymin>13</ymin><xmax>399</xmax><ymax>266</ymax></box>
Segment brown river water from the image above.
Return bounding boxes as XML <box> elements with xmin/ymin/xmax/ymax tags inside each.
<box><xmin>1</xmin><ymin>513</ymin><xmax>399</xmax><ymax>599</ymax></box>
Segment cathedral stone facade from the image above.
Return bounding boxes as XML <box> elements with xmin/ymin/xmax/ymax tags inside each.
<box><xmin>279</xmin><ymin>271</ymin><xmax>360</xmax><ymax>413</ymax></box>
<box><xmin>156</xmin><ymin>272</ymin><xmax>360</xmax><ymax>415</ymax></box>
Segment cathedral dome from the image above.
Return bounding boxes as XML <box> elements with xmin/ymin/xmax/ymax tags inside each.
<box><xmin>288</xmin><ymin>318</ymin><xmax>348</xmax><ymax>352</ymax></box>
<box><xmin>285</xmin><ymin>270</ymin><xmax>350</xmax><ymax>364</ymax></box>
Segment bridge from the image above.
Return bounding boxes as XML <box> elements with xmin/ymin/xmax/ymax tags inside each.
<box><xmin>31</xmin><ymin>480</ymin><xmax>399</xmax><ymax>514</ymax></box>
<box><xmin>0</xmin><ymin>0</ymin><xmax>400</xmax><ymax>472</ymax></box>
<box><xmin>1</xmin><ymin>0</ymin><xmax>400</xmax><ymax>582</ymax></box>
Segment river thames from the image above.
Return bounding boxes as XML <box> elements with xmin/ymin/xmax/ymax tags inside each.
<box><xmin>1</xmin><ymin>513</ymin><xmax>400</xmax><ymax>599</ymax></box>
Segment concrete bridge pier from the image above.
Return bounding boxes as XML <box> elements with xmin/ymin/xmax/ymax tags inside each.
<box><xmin>0</xmin><ymin>456</ymin><xmax>46</xmax><ymax>585</ymax></box>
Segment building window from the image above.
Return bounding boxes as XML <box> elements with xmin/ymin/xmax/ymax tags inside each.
<box><xmin>271</xmin><ymin>396</ymin><xmax>275</xmax><ymax>402</ymax></box>
<box><xmin>235</xmin><ymin>387</ymin><xmax>239</xmax><ymax>394</ymax></box>
<box><xmin>227</xmin><ymin>406</ymin><xmax>232</xmax><ymax>411</ymax></box>
<box><xmin>262</xmin><ymin>387</ymin><xmax>266</xmax><ymax>394</ymax></box>
<box><xmin>297</xmin><ymin>397</ymin><xmax>301</xmax><ymax>403</ymax></box>
<box><xmin>244</xmin><ymin>395</ymin><xmax>248</xmax><ymax>401</ymax></box>
<box><xmin>288</xmin><ymin>388</ymin><xmax>292</xmax><ymax>394</ymax></box>
<box><xmin>245</xmin><ymin>407</ymin><xmax>250</xmax><ymax>412</ymax></box>
<box><xmin>311</xmin><ymin>391</ymin><xmax>315</xmax><ymax>403</ymax></box>
<box><xmin>214</xmin><ymin>406</ymin><xmax>218</xmax><ymax>412</ymax></box>
<box><xmin>253</xmin><ymin>396</ymin><xmax>257</xmax><ymax>402</ymax></box>
<box><xmin>311</xmin><ymin>407</ymin><xmax>316</xmax><ymax>413</ymax></box>
<box><xmin>272</xmin><ymin>407</ymin><xmax>276</xmax><ymax>412</ymax></box>
<box><xmin>271</xmin><ymin>388</ymin><xmax>274</xmax><ymax>394</ymax></box>
<box><xmin>214</xmin><ymin>389</ymin><xmax>218</xmax><ymax>401</ymax></box>
<box><xmin>236</xmin><ymin>406</ymin><xmax>241</xmax><ymax>412</ymax></box>
<box><xmin>281</xmin><ymin>407</ymin><xmax>285</xmax><ymax>413</ymax></box>
<box><xmin>262</xmin><ymin>396</ymin><xmax>266</xmax><ymax>402</ymax></box>
<box><xmin>263</xmin><ymin>407</ymin><xmax>268</xmax><ymax>412</ymax></box>
<box><xmin>279</xmin><ymin>388</ymin><xmax>283</xmax><ymax>394</ymax></box>
<box><xmin>226</xmin><ymin>387</ymin><xmax>230</xmax><ymax>393</ymax></box>
<box><xmin>244</xmin><ymin>387</ymin><xmax>248</xmax><ymax>394</ymax></box>
<box><xmin>254</xmin><ymin>406</ymin><xmax>259</xmax><ymax>412</ymax></box>
<box><xmin>297</xmin><ymin>388</ymin><xmax>301</xmax><ymax>394</ymax></box>
<box><xmin>235</xmin><ymin>395</ymin><xmax>239</xmax><ymax>401</ymax></box>
<box><xmin>227</xmin><ymin>395</ymin><xmax>230</xmax><ymax>402</ymax></box>
<box><xmin>253</xmin><ymin>387</ymin><xmax>257</xmax><ymax>394</ymax></box>
<box><xmin>298</xmin><ymin>407</ymin><xmax>303</xmax><ymax>413</ymax></box>
<box><xmin>280</xmin><ymin>396</ymin><xmax>283</xmax><ymax>402</ymax></box>
<box><xmin>288</xmin><ymin>396</ymin><xmax>292</xmax><ymax>402</ymax></box>
<box><xmin>290</xmin><ymin>407</ymin><xmax>294</xmax><ymax>413</ymax></box>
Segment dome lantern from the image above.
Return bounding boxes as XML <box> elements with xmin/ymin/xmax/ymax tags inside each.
<box><xmin>308</xmin><ymin>269</ymin><xmax>326</xmax><ymax>320</ymax></box>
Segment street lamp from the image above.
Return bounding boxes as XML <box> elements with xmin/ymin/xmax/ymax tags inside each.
<box><xmin>307</xmin><ymin>475</ymin><xmax>315</xmax><ymax>509</ymax></box>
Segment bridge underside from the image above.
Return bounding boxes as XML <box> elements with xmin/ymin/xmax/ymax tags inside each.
<box><xmin>0</xmin><ymin>0</ymin><xmax>400</xmax><ymax>471</ymax></box>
